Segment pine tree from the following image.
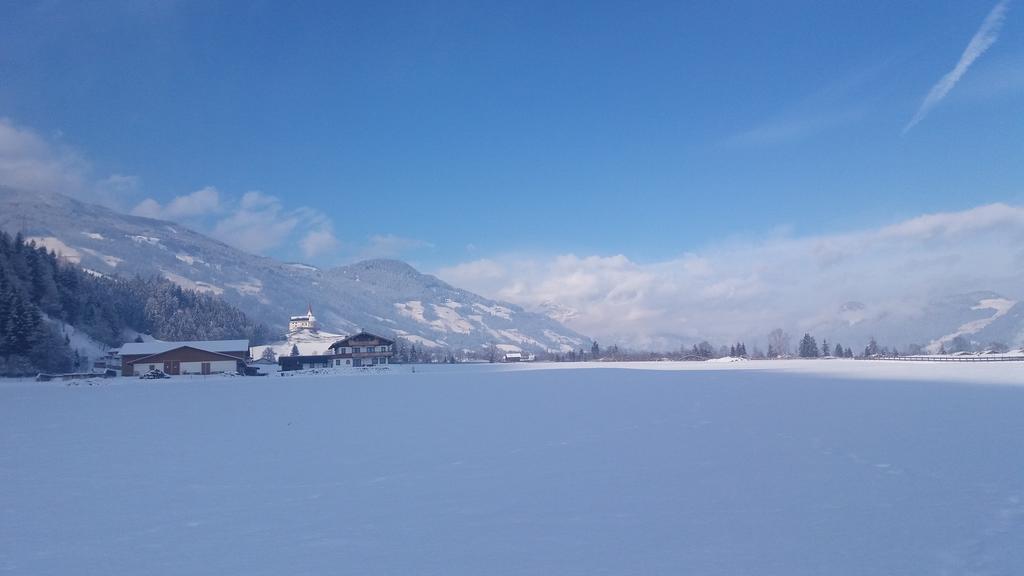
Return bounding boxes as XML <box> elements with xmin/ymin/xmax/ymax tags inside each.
<box><xmin>798</xmin><ymin>333</ymin><xmax>819</xmax><ymax>358</ymax></box>
<box><xmin>821</xmin><ymin>339</ymin><xmax>829</xmax><ymax>357</ymax></box>
<box><xmin>290</xmin><ymin>344</ymin><xmax>300</xmax><ymax>356</ymax></box>
<box><xmin>864</xmin><ymin>337</ymin><xmax>880</xmax><ymax>357</ymax></box>
<box><xmin>834</xmin><ymin>343</ymin><xmax>843</xmax><ymax>358</ymax></box>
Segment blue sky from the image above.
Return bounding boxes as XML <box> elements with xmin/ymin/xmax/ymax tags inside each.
<box><xmin>0</xmin><ymin>1</ymin><xmax>1021</xmax><ymax>267</ymax></box>
<box><xmin>1</xmin><ymin>1</ymin><xmax>1024</xmax><ymax>347</ymax></box>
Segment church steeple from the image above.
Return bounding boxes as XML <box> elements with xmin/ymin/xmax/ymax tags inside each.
<box><xmin>288</xmin><ymin>303</ymin><xmax>319</xmax><ymax>333</ymax></box>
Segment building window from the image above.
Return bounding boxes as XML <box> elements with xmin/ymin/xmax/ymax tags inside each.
<box><xmin>353</xmin><ymin>347</ymin><xmax>361</xmax><ymax>353</ymax></box>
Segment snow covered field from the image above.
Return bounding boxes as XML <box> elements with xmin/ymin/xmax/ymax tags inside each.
<box><xmin>2</xmin><ymin>361</ymin><xmax>1023</xmax><ymax>575</ymax></box>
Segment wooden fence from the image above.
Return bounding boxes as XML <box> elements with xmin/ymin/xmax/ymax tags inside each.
<box><xmin>867</xmin><ymin>355</ymin><xmax>1024</xmax><ymax>363</ymax></box>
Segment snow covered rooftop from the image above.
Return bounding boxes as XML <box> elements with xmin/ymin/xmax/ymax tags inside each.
<box><xmin>118</xmin><ymin>339</ymin><xmax>250</xmax><ymax>356</ymax></box>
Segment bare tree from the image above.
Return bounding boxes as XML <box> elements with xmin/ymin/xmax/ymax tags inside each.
<box><xmin>767</xmin><ymin>328</ymin><xmax>790</xmax><ymax>358</ymax></box>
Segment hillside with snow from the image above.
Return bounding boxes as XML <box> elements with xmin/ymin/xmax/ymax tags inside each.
<box><xmin>249</xmin><ymin>327</ymin><xmax>346</xmax><ymax>360</ymax></box>
<box><xmin>0</xmin><ymin>188</ymin><xmax>588</xmax><ymax>353</ymax></box>
<box><xmin>804</xmin><ymin>291</ymin><xmax>1024</xmax><ymax>351</ymax></box>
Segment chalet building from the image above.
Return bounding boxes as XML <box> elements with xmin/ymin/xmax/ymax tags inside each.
<box><xmin>327</xmin><ymin>332</ymin><xmax>395</xmax><ymax>367</ymax></box>
<box><xmin>278</xmin><ymin>331</ymin><xmax>395</xmax><ymax>371</ymax></box>
<box><xmin>119</xmin><ymin>340</ymin><xmax>249</xmax><ymax>376</ymax></box>
<box><xmin>289</xmin><ymin>305</ymin><xmax>319</xmax><ymax>332</ymax></box>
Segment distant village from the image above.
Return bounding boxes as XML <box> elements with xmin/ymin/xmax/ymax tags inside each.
<box><xmin>39</xmin><ymin>303</ymin><xmax>1024</xmax><ymax>382</ymax></box>
<box><xmin>89</xmin><ymin>305</ymin><xmax>542</xmax><ymax>380</ymax></box>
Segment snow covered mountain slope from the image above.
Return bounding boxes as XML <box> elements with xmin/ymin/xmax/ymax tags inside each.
<box><xmin>0</xmin><ymin>187</ymin><xmax>588</xmax><ymax>352</ymax></box>
<box><xmin>808</xmin><ymin>291</ymin><xmax>1024</xmax><ymax>351</ymax></box>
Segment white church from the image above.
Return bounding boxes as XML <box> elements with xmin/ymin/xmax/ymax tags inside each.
<box><xmin>288</xmin><ymin>304</ymin><xmax>319</xmax><ymax>332</ymax></box>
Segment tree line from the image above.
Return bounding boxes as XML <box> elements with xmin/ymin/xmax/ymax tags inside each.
<box><xmin>0</xmin><ymin>232</ymin><xmax>270</xmax><ymax>376</ymax></box>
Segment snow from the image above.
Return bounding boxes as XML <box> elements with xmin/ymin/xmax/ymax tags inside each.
<box><xmin>24</xmin><ymin>236</ymin><xmax>81</xmax><ymax>263</ymax></box>
<box><xmin>55</xmin><ymin>320</ymin><xmax>112</xmax><ymax>364</ymax></box>
<box><xmin>3</xmin><ymin>362</ymin><xmax>1024</xmax><ymax>575</ymax></box>
<box><xmin>391</xmin><ymin>330</ymin><xmax>443</xmax><ymax>348</ymax></box>
<box><xmin>249</xmin><ymin>328</ymin><xmax>346</xmax><ymax>360</ymax></box>
<box><xmin>394</xmin><ymin>300</ymin><xmax>474</xmax><ymax>334</ymax></box>
<box><xmin>489</xmin><ymin>328</ymin><xmax>546</xmax><ymax>349</ymax></box>
<box><xmin>430</xmin><ymin>303</ymin><xmax>474</xmax><ymax>334</ymax></box>
<box><xmin>161</xmin><ymin>271</ymin><xmax>225</xmax><ymax>296</ymax></box>
<box><xmin>394</xmin><ymin>300</ymin><xmax>427</xmax><ymax>322</ymax></box>
<box><xmin>119</xmin><ymin>339</ymin><xmax>250</xmax><ymax>356</ymax></box>
<box><xmin>927</xmin><ymin>297</ymin><xmax>1018</xmax><ymax>352</ymax></box>
<box><xmin>129</xmin><ymin>234</ymin><xmax>161</xmax><ymax>246</ymax></box>
<box><xmin>79</xmin><ymin>247</ymin><xmax>122</xmax><ymax>268</ymax></box>
<box><xmin>226</xmin><ymin>278</ymin><xmax>263</xmax><ymax>296</ymax></box>
<box><xmin>472</xmin><ymin>302</ymin><xmax>513</xmax><ymax>319</ymax></box>
<box><xmin>706</xmin><ymin>355</ymin><xmax>747</xmax><ymax>363</ymax></box>
<box><xmin>542</xmin><ymin>328</ymin><xmax>584</xmax><ymax>352</ymax></box>
<box><xmin>81</xmin><ymin>232</ymin><xmax>104</xmax><ymax>240</ymax></box>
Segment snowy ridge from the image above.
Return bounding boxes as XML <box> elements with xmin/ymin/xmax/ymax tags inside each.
<box><xmin>0</xmin><ymin>188</ymin><xmax>588</xmax><ymax>353</ymax></box>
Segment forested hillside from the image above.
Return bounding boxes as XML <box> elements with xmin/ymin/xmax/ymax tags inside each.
<box><xmin>0</xmin><ymin>232</ymin><xmax>270</xmax><ymax>375</ymax></box>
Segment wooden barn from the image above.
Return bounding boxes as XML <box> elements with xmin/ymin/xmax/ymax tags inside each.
<box><xmin>119</xmin><ymin>340</ymin><xmax>249</xmax><ymax>376</ymax></box>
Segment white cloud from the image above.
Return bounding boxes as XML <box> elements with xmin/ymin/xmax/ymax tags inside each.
<box><xmin>728</xmin><ymin>109</ymin><xmax>864</xmax><ymax>147</ymax></box>
<box><xmin>437</xmin><ymin>204</ymin><xmax>1024</xmax><ymax>350</ymax></box>
<box><xmin>875</xmin><ymin>202</ymin><xmax>1024</xmax><ymax>239</ymax></box>
<box><xmin>0</xmin><ymin>118</ymin><xmax>142</xmax><ymax>208</ymax></box>
<box><xmin>0</xmin><ymin>117</ymin><xmax>89</xmax><ymax>193</ymax></box>
<box><xmin>94</xmin><ymin>173</ymin><xmax>140</xmax><ymax>206</ymax></box>
<box><xmin>904</xmin><ymin>0</ymin><xmax>1011</xmax><ymax>134</ymax></box>
<box><xmin>207</xmin><ymin>191</ymin><xmax>341</xmax><ymax>259</ymax></box>
<box><xmin>301</xmin><ymin>227</ymin><xmax>340</xmax><ymax>259</ymax></box>
<box><xmin>0</xmin><ymin>117</ymin><xmax>340</xmax><ymax>260</ymax></box>
<box><xmin>131</xmin><ymin>198</ymin><xmax>162</xmax><ymax>217</ymax></box>
<box><xmin>211</xmin><ymin>192</ymin><xmax>301</xmax><ymax>254</ymax></box>
<box><xmin>132</xmin><ymin>186</ymin><xmax>221</xmax><ymax>218</ymax></box>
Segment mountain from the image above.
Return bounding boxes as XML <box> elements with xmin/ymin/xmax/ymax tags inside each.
<box><xmin>808</xmin><ymin>291</ymin><xmax>1023</xmax><ymax>352</ymax></box>
<box><xmin>0</xmin><ymin>187</ymin><xmax>589</xmax><ymax>353</ymax></box>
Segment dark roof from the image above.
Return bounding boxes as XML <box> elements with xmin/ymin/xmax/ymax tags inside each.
<box><xmin>278</xmin><ymin>354</ymin><xmax>333</xmax><ymax>368</ymax></box>
<box><xmin>328</xmin><ymin>331</ymin><xmax>395</xmax><ymax>349</ymax></box>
